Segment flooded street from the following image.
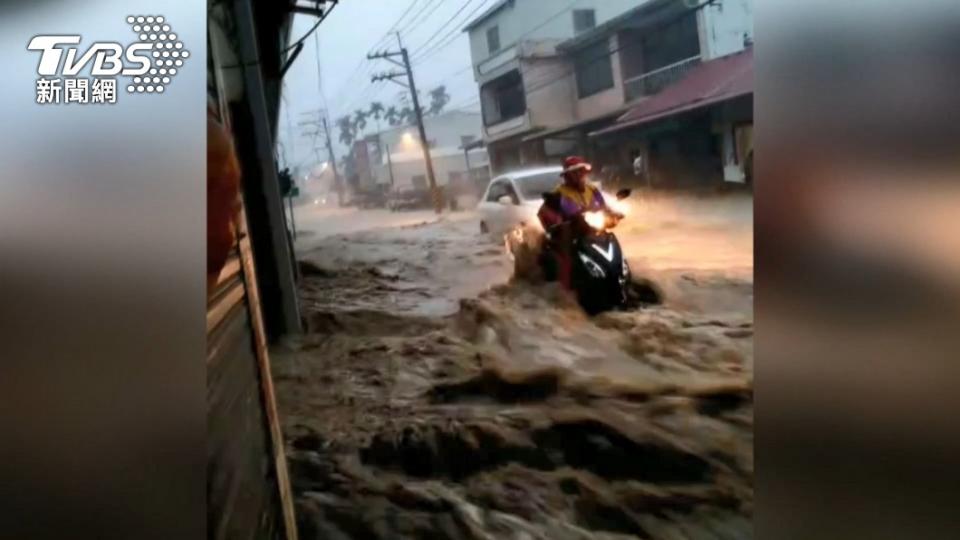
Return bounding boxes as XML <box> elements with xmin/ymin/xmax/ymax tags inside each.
<box><xmin>274</xmin><ymin>194</ymin><xmax>753</xmax><ymax>539</ymax></box>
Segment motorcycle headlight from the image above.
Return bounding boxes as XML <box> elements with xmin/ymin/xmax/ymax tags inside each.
<box><xmin>583</xmin><ymin>211</ymin><xmax>606</xmax><ymax>231</ymax></box>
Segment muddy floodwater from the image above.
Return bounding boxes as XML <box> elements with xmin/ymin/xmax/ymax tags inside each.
<box><xmin>274</xmin><ymin>194</ymin><xmax>753</xmax><ymax>539</ymax></box>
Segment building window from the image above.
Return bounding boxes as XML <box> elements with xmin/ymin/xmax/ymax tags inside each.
<box><xmin>574</xmin><ymin>40</ymin><xmax>614</xmax><ymax>98</ymax></box>
<box><xmin>411</xmin><ymin>174</ymin><xmax>427</xmax><ymax>189</ymax></box>
<box><xmin>573</xmin><ymin>9</ymin><xmax>596</xmax><ymax>34</ymax></box>
<box><xmin>486</xmin><ymin>26</ymin><xmax>500</xmax><ymax>54</ymax></box>
<box><xmin>481</xmin><ymin>69</ymin><xmax>526</xmax><ymax>126</ymax></box>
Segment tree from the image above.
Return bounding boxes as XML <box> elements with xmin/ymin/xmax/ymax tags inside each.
<box><xmin>352</xmin><ymin>109</ymin><xmax>368</xmax><ymax>136</ymax></box>
<box><xmin>368</xmin><ymin>101</ymin><xmax>385</xmax><ymax>123</ymax></box>
<box><xmin>427</xmin><ymin>85</ymin><xmax>451</xmax><ymax>116</ymax></box>
<box><xmin>336</xmin><ymin>115</ymin><xmax>355</xmax><ymax>147</ymax></box>
<box><xmin>384</xmin><ymin>105</ymin><xmax>400</xmax><ymax>126</ymax></box>
<box><xmin>368</xmin><ymin>101</ymin><xmax>385</xmax><ymax>136</ymax></box>
<box><xmin>399</xmin><ymin>106</ymin><xmax>415</xmax><ymax>126</ymax></box>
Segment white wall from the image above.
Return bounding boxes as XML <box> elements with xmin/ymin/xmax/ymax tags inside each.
<box><xmin>376</xmin><ymin>111</ymin><xmax>483</xmax><ymax>152</ymax></box>
<box><xmin>467</xmin><ymin>0</ymin><xmax>643</xmax><ymax>74</ymax></box>
<box><xmin>522</xmin><ymin>56</ymin><xmax>577</xmax><ymax>129</ymax></box>
<box><xmin>698</xmin><ymin>0</ymin><xmax>754</xmax><ymax>60</ymax></box>
<box><xmin>380</xmin><ymin>150</ymin><xmax>483</xmax><ymax>190</ymax></box>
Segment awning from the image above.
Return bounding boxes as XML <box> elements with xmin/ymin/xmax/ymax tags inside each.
<box><xmin>521</xmin><ymin>108</ymin><xmax>628</xmax><ymax>143</ymax></box>
<box><xmin>485</xmin><ymin>125</ymin><xmax>544</xmax><ymax>145</ymax></box>
<box><xmin>591</xmin><ymin>47</ymin><xmax>753</xmax><ymax>137</ymax></box>
<box><xmin>460</xmin><ymin>138</ymin><xmax>486</xmax><ymax>151</ymax></box>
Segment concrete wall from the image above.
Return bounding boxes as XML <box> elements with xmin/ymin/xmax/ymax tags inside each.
<box><xmin>522</xmin><ymin>56</ymin><xmax>577</xmax><ymax>129</ymax></box>
<box><xmin>698</xmin><ymin>0</ymin><xmax>754</xmax><ymax>60</ymax></box>
<box><xmin>467</xmin><ymin>0</ymin><xmax>642</xmax><ymax>74</ymax></box>
<box><xmin>574</xmin><ymin>34</ymin><xmax>626</xmax><ymax>121</ymax></box>
<box><xmin>382</xmin><ymin>149</ymin><xmax>479</xmax><ymax>190</ymax></box>
<box><xmin>364</xmin><ymin>111</ymin><xmax>488</xmax><ymax>187</ymax></box>
<box><xmin>376</xmin><ymin>110</ymin><xmax>483</xmax><ymax>152</ymax></box>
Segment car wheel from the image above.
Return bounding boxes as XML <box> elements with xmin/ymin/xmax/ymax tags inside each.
<box><xmin>480</xmin><ymin>221</ymin><xmax>489</xmax><ymax>234</ymax></box>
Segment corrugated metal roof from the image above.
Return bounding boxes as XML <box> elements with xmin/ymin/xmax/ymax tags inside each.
<box><xmin>592</xmin><ymin>47</ymin><xmax>753</xmax><ymax>136</ymax></box>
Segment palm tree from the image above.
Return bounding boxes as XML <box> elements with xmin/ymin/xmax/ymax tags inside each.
<box><xmin>365</xmin><ymin>102</ymin><xmax>386</xmax><ymax>157</ymax></box>
<box><xmin>368</xmin><ymin>102</ymin><xmax>385</xmax><ymax>127</ymax></box>
<box><xmin>336</xmin><ymin>115</ymin><xmax>355</xmax><ymax>147</ymax></box>
<box><xmin>399</xmin><ymin>106</ymin><xmax>415</xmax><ymax>126</ymax></box>
<box><xmin>352</xmin><ymin>109</ymin><xmax>368</xmax><ymax>137</ymax></box>
<box><xmin>427</xmin><ymin>85</ymin><xmax>451</xmax><ymax>116</ymax></box>
<box><xmin>384</xmin><ymin>105</ymin><xmax>400</xmax><ymax>126</ymax></box>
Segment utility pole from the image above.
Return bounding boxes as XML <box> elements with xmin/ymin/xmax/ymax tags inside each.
<box><xmin>298</xmin><ymin>110</ymin><xmax>344</xmax><ymax>207</ymax></box>
<box><xmin>321</xmin><ymin>116</ymin><xmax>344</xmax><ymax>207</ymax></box>
<box><xmin>368</xmin><ymin>33</ymin><xmax>442</xmax><ymax>214</ymax></box>
<box><xmin>385</xmin><ymin>142</ymin><xmax>396</xmax><ymax>187</ymax></box>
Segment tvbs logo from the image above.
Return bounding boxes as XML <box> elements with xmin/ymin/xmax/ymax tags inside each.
<box><xmin>28</xmin><ymin>15</ymin><xmax>190</xmax><ymax>105</ymax></box>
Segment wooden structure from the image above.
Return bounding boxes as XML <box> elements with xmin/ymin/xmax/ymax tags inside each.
<box><xmin>207</xmin><ymin>208</ymin><xmax>297</xmax><ymax>539</ymax></box>
<box><xmin>205</xmin><ymin>1</ymin><xmax>339</xmax><ymax>538</ymax></box>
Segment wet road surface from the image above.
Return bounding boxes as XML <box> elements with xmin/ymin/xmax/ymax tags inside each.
<box><xmin>274</xmin><ymin>194</ymin><xmax>754</xmax><ymax>539</ymax></box>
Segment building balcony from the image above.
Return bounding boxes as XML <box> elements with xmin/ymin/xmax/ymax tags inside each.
<box><xmin>483</xmin><ymin>111</ymin><xmax>530</xmax><ymax>141</ymax></box>
<box><xmin>624</xmin><ymin>55</ymin><xmax>701</xmax><ymax>102</ymax></box>
<box><xmin>476</xmin><ymin>44</ymin><xmax>521</xmax><ymax>83</ymax></box>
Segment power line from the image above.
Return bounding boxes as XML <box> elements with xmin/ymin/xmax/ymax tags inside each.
<box><xmin>370</xmin><ymin>0</ymin><xmax>425</xmax><ymax>50</ymax></box>
<box><xmin>484</xmin><ymin>0</ymin><xmax>582</xmax><ymax>57</ymax></box>
<box><xmin>410</xmin><ymin>0</ymin><xmax>486</xmax><ymax>62</ymax></box>
<box><xmin>329</xmin><ymin>0</ymin><xmax>425</xmax><ymax>114</ymax></box>
<box><xmin>423</xmin><ymin>63</ymin><xmax>473</xmax><ymax>88</ymax></box>
<box><xmin>406</xmin><ymin>0</ymin><xmax>582</xmax><ymax>112</ymax></box>
<box><xmin>346</xmin><ymin>0</ymin><xmax>706</xmax><ymax>131</ymax></box>
<box><xmin>281</xmin><ymin>0</ymin><xmax>341</xmax><ymax>55</ymax></box>
<box><xmin>423</xmin><ymin>0</ymin><xmax>583</xmax><ymax>87</ymax></box>
<box><xmin>368</xmin><ymin>38</ymin><xmax>443</xmax><ymax>214</ymax></box>
<box><xmin>340</xmin><ymin>79</ymin><xmax>386</xmax><ymax>116</ymax></box>
<box><xmin>313</xmin><ymin>23</ymin><xmax>327</xmax><ymax>109</ymax></box>
<box><xmin>413</xmin><ymin>0</ymin><xmax>504</xmax><ymax>64</ymax></box>
<box><xmin>335</xmin><ymin>0</ymin><xmax>576</xmax><ymax>113</ymax></box>
<box><xmin>219</xmin><ymin>1</ymin><xmax>340</xmax><ymax>69</ymax></box>
<box><xmin>529</xmin><ymin>1</ymin><xmax>717</xmax><ymax>94</ymax></box>
<box><xmin>454</xmin><ymin>0</ymin><xmax>719</xmax><ymax>115</ymax></box>
<box><xmin>397</xmin><ymin>0</ymin><xmax>447</xmax><ymax>37</ymax></box>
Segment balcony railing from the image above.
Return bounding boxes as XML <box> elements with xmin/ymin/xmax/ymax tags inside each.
<box><xmin>624</xmin><ymin>55</ymin><xmax>701</xmax><ymax>101</ymax></box>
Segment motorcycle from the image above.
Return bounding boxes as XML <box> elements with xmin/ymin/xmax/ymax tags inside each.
<box><xmin>540</xmin><ymin>189</ymin><xmax>634</xmax><ymax>314</ymax></box>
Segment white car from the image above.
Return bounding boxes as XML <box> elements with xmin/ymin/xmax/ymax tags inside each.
<box><xmin>477</xmin><ymin>166</ymin><xmax>564</xmax><ymax>236</ymax></box>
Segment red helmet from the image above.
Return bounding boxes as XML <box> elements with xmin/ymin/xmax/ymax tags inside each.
<box><xmin>562</xmin><ymin>155</ymin><xmax>592</xmax><ymax>175</ymax></box>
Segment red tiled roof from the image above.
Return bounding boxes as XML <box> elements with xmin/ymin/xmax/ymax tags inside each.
<box><xmin>594</xmin><ymin>47</ymin><xmax>753</xmax><ymax>136</ymax></box>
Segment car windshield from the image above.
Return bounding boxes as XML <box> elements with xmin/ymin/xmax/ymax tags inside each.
<box><xmin>514</xmin><ymin>172</ymin><xmax>561</xmax><ymax>201</ymax></box>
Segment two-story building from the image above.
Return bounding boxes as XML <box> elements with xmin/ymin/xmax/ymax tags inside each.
<box><xmin>465</xmin><ymin>0</ymin><xmax>754</xmax><ymax>188</ymax></box>
<box><xmin>464</xmin><ymin>0</ymin><xmax>640</xmax><ymax>173</ymax></box>
<box><xmin>578</xmin><ymin>0</ymin><xmax>753</xmax><ymax>188</ymax></box>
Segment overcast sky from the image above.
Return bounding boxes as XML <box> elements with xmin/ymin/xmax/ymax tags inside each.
<box><xmin>277</xmin><ymin>0</ymin><xmax>491</xmax><ymax>174</ymax></box>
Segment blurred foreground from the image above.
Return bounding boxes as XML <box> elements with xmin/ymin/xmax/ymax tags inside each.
<box><xmin>275</xmin><ymin>194</ymin><xmax>753</xmax><ymax>539</ymax></box>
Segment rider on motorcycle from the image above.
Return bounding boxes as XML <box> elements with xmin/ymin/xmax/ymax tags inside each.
<box><xmin>537</xmin><ymin>156</ymin><xmax>623</xmax><ymax>288</ymax></box>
